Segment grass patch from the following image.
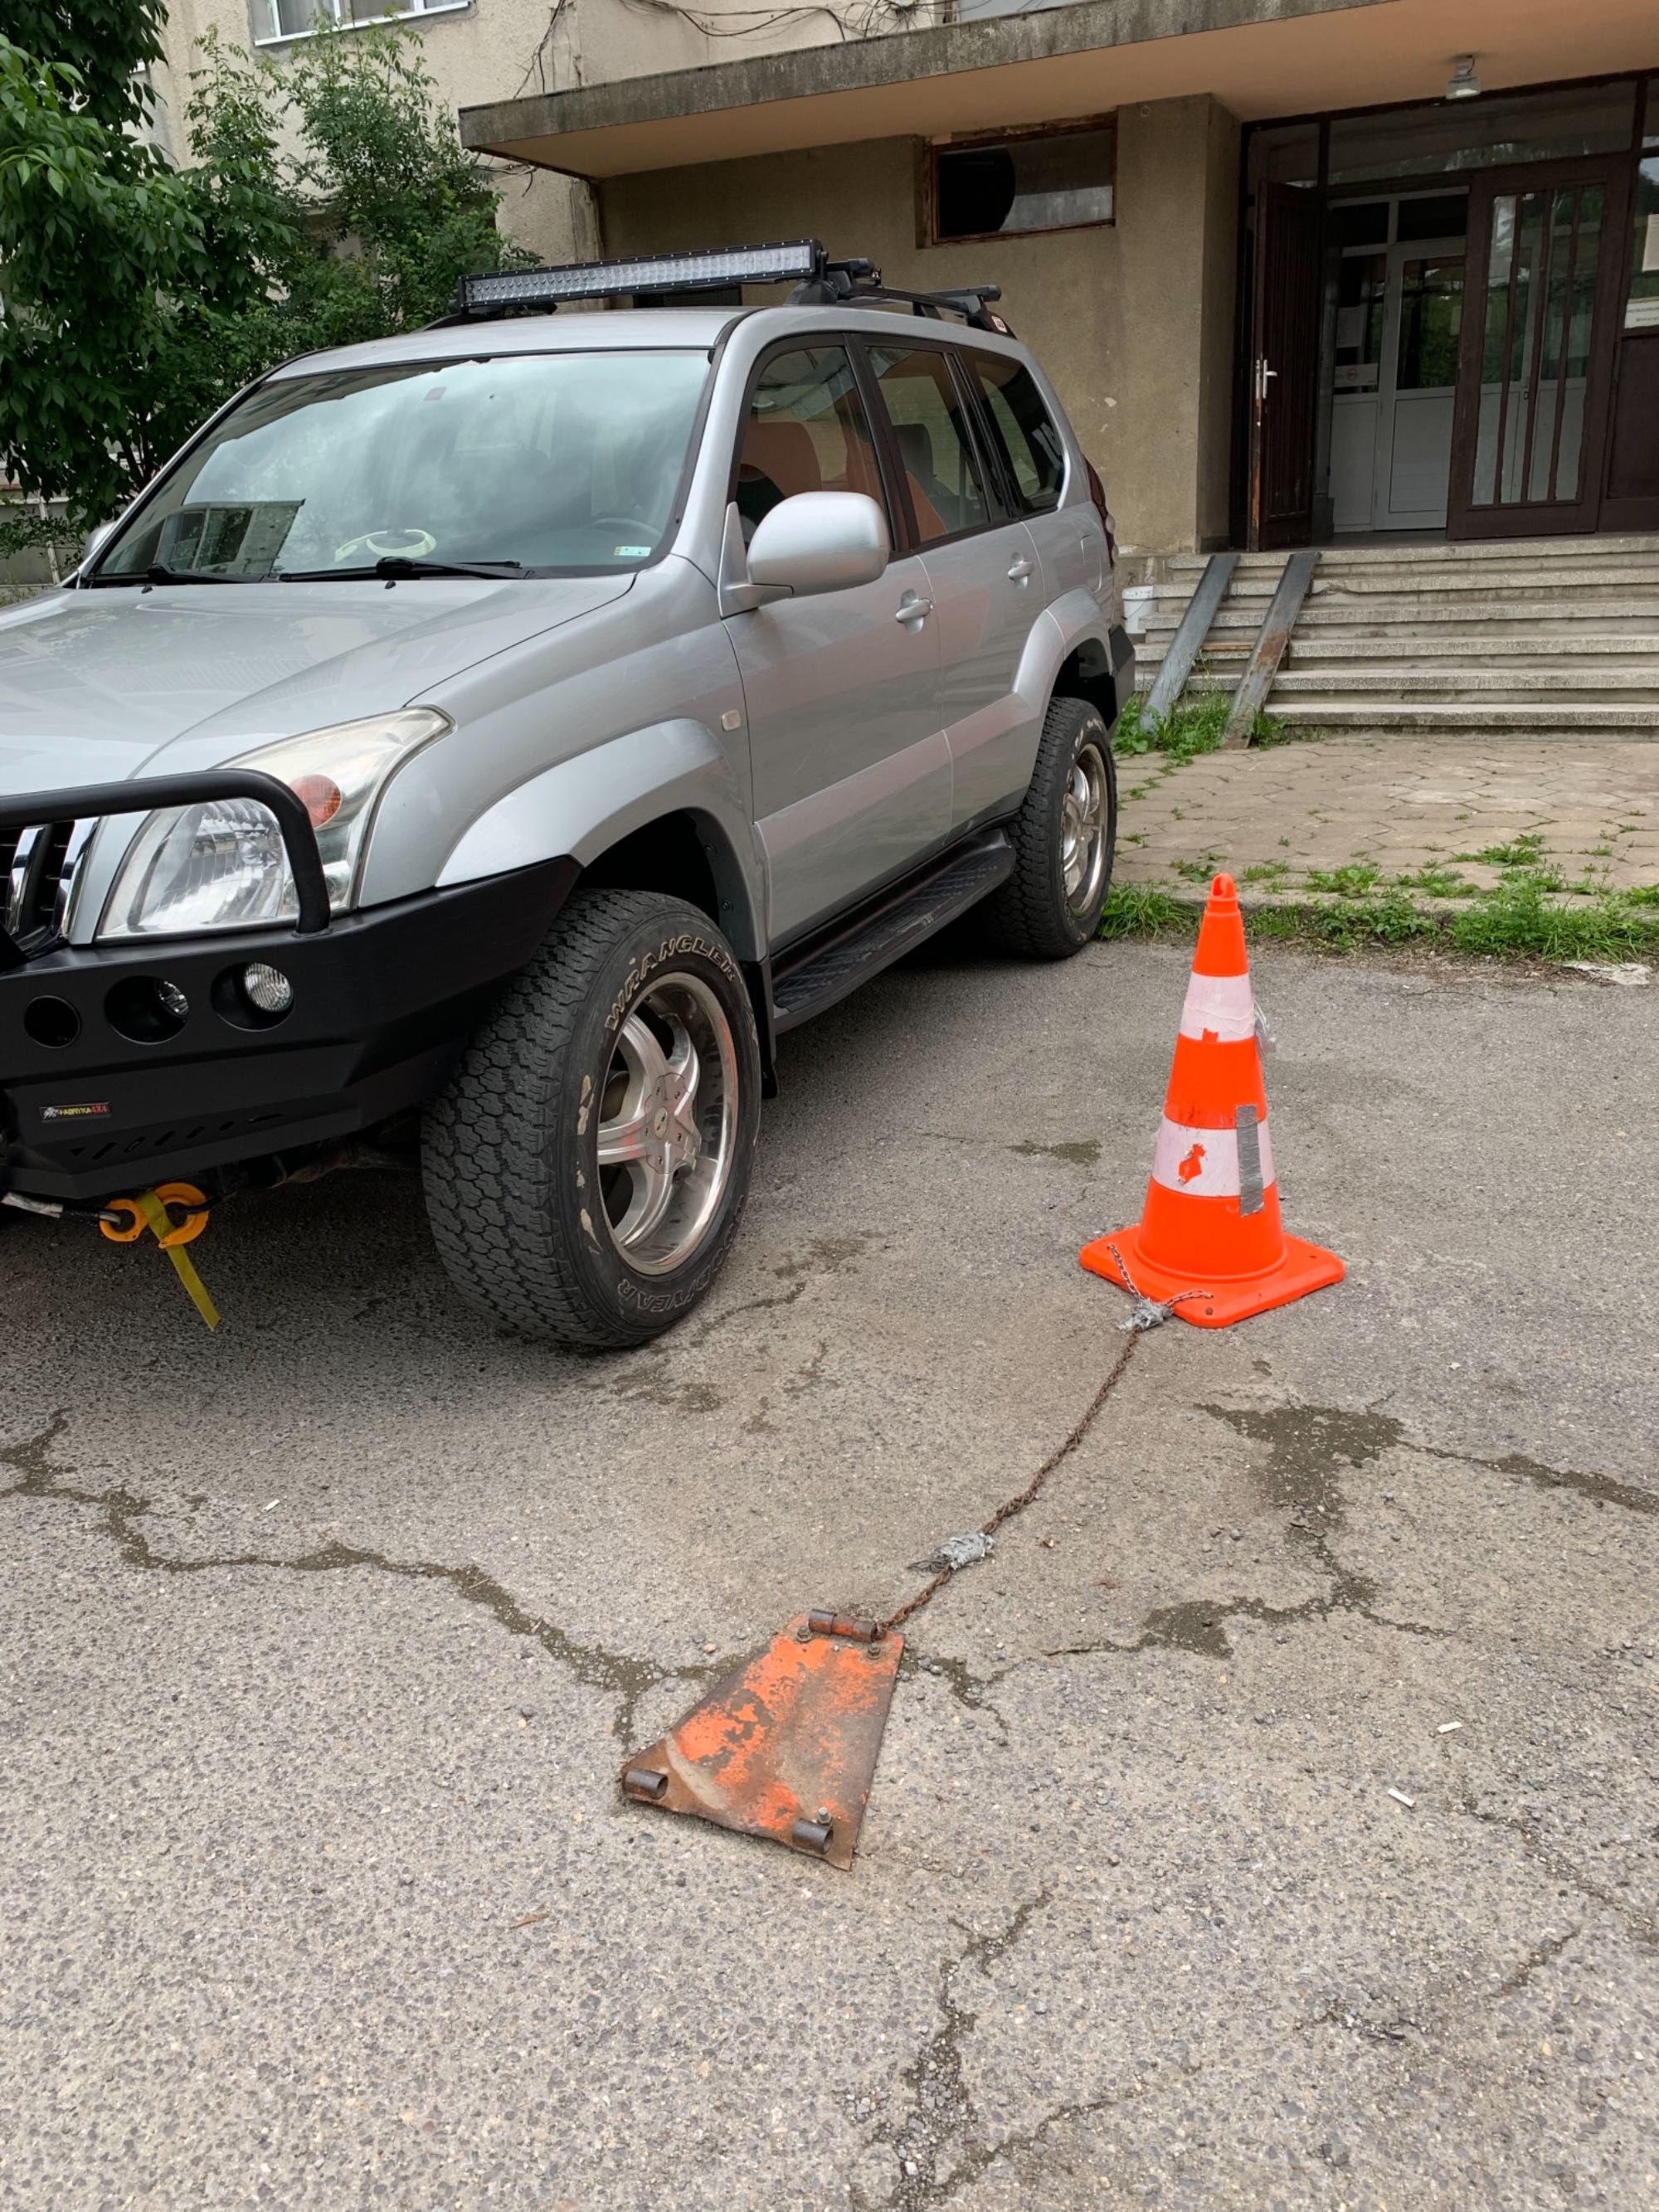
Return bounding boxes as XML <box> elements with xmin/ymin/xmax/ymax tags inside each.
<box><xmin>1170</xmin><ymin>852</ymin><xmax>1225</xmax><ymax>884</ymax></box>
<box><xmin>1097</xmin><ymin>872</ymin><xmax>1659</xmax><ymax>964</ymax></box>
<box><xmin>1242</xmin><ymin>860</ymin><xmax>1290</xmax><ymax>885</ymax></box>
<box><xmin>1455</xmin><ymin>832</ymin><xmax>1548</xmax><ymax>868</ymax></box>
<box><xmin>1304</xmin><ymin>863</ymin><xmax>1381</xmax><ymax>899</ymax></box>
<box><xmin>1097</xmin><ymin>884</ymin><xmax>1190</xmax><ymax>939</ymax></box>
<box><xmin>1117</xmin><ymin>690</ymin><xmax>1295</xmax><ymax>766</ymax></box>
<box><xmin>1250</xmin><ymin>892</ymin><xmax>1434</xmax><ymax>951</ymax></box>
<box><xmin>1395</xmin><ymin>865</ymin><xmax>1475</xmax><ymax>898</ymax></box>
<box><xmin>1115</xmin><ymin>691</ymin><xmax>1230</xmax><ymax>766</ymax></box>
<box><xmin>1445</xmin><ymin>878</ymin><xmax>1659</xmax><ymax>962</ymax></box>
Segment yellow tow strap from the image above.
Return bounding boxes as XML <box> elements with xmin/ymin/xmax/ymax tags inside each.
<box><xmin>135</xmin><ymin>1189</ymin><xmax>221</xmax><ymax>1330</ymax></box>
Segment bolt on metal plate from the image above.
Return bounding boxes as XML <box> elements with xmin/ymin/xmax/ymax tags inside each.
<box><xmin>619</xmin><ymin>1612</ymin><xmax>904</xmax><ymax>1871</ymax></box>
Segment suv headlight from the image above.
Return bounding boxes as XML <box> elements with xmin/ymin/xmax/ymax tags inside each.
<box><xmin>98</xmin><ymin>709</ymin><xmax>450</xmax><ymax>940</ymax></box>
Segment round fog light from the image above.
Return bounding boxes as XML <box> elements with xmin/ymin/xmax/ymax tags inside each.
<box><xmin>242</xmin><ymin>962</ymin><xmax>294</xmax><ymax>1016</ymax></box>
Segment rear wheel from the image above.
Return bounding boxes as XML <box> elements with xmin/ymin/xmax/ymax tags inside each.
<box><xmin>422</xmin><ymin>889</ymin><xmax>761</xmax><ymax>1348</ymax></box>
<box><xmin>987</xmin><ymin>695</ymin><xmax>1117</xmax><ymax>958</ymax></box>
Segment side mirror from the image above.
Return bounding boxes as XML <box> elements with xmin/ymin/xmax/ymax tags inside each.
<box><xmin>79</xmin><ymin>520</ymin><xmax>117</xmax><ymax>566</ymax></box>
<box><xmin>745</xmin><ymin>492</ymin><xmax>888</xmax><ymax>597</ymax></box>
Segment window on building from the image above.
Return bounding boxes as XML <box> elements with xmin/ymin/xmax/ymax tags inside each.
<box><xmin>1328</xmin><ymin>81</ymin><xmax>1637</xmax><ymax>184</ymax></box>
<box><xmin>930</xmin><ymin>123</ymin><xmax>1113</xmax><ymax>244</ymax></box>
<box><xmin>258</xmin><ymin>0</ymin><xmax>467</xmax><ymax>46</ymax></box>
<box><xmin>965</xmin><ymin>351</ymin><xmax>1064</xmax><ymax>513</ymax></box>
<box><xmin>733</xmin><ymin>348</ymin><xmax>884</xmax><ymax>542</ymax></box>
<box><xmin>1623</xmin><ymin>77</ymin><xmax>1659</xmax><ymax>334</ymax></box>
<box><xmin>1247</xmin><ymin>122</ymin><xmax>1321</xmax><ymax>194</ymax></box>
<box><xmin>866</xmin><ymin>345</ymin><xmax>991</xmax><ymax>544</ymax></box>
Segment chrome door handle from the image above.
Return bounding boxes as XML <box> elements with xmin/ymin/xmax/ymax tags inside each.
<box><xmin>895</xmin><ymin>595</ymin><xmax>934</xmax><ymax>625</ymax></box>
<box><xmin>1007</xmin><ymin>557</ymin><xmax>1034</xmax><ymax>581</ymax></box>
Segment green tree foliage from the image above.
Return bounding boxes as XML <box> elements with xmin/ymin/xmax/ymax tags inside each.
<box><xmin>0</xmin><ymin>0</ymin><xmax>165</xmax><ymax>127</ymax></box>
<box><xmin>0</xmin><ymin>10</ymin><xmax>523</xmax><ymax>531</ymax></box>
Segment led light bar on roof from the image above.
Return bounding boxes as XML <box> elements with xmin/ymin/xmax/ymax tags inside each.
<box><xmin>452</xmin><ymin>241</ymin><xmax>825</xmax><ymax>318</ymax></box>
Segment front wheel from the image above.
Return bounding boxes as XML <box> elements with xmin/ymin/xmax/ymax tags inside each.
<box><xmin>422</xmin><ymin>889</ymin><xmax>761</xmax><ymax>1348</ymax></box>
<box><xmin>986</xmin><ymin>695</ymin><xmax>1117</xmax><ymax>958</ymax></box>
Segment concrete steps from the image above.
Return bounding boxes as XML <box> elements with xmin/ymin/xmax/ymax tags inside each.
<box><xmin>1269</xmin><ymin>702</ymin><xmax>1659</xmax><ymax>738</ymax></box>
<box><xmin>1188</xmin><ymin>666</ymin><xmax>1659</xmax><ymax>699</ymax></box>
<box><xmin>1132</xmin><ymin>533</ymin><xmax>1659</xmax><ymax>741</ymax></box>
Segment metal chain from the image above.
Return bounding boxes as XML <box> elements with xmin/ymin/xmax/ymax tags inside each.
<box><xmin>878</xmin><ymin>1330</ymin><xmax>1141</xmax><ymax>1636</ymax></box>
<box><xmin>1101</xmin><ymin>1240</ymin><xmax>1211</xmax><ymax>1333</ymax></box>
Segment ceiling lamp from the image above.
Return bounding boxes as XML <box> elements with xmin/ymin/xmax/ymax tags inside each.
<box><xmin>1445</xmin><ymin>56</ymin><xmax>1481</xmax><ymax>101</ymax></box>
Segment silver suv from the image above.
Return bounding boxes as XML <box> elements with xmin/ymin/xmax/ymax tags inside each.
<box><xmin>0</xmin><ymin>241</ymin><xmax>1131</xmax><ymax>1345</ymax></box>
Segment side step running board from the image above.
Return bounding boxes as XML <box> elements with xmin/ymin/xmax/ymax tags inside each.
<box><xmin>771</xmin><ymin>831</ymin><xmax>1014</xmax><ymax>1034</ymax></box>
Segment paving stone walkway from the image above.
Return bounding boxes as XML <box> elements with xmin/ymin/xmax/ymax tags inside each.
<box><xmin>1115</xmin><ymin>737</ymin><xmax>1659</xmax><ymax>898</ymax></box>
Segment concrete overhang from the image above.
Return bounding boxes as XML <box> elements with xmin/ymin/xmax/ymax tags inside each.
<box><xmin>460</xmin><ymin>0</ymin><xmax>1657</xmax><ymax>179</ymax></box>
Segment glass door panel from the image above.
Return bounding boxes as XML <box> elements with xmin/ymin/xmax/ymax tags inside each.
<box><xmin>1453</xmin><ymin>159</ymin><xmax>1628</xmax><ymax>537</ymax></box>
<box><xmin>1382</xmin><ymin>250</ymin><xmax>1463</xmax><ymax>523</ymax></box>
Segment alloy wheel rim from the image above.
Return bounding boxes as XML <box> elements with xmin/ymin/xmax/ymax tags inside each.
<box><xmin>1062</xmin><ymin>740</ymin><xmax>1110</xmax><ymax>914</ymax></box>
<box><xmin>595</xmin><ymin>972</ymin><xmax>738</xmax><ymax>1276</ymax></box>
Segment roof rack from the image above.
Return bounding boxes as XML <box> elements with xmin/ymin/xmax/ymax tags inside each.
<box><xmin>440</xmin><ymin>238</ymin><xmax>1013</xmax><ymax>335</ymax></box>
<box><xmin>788</xmin><ymin>257</ymin><xmax>1012</xmax><ymax>337</ymax></box>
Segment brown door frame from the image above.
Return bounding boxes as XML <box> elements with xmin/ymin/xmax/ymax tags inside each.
<box><xmin>1447</xmin><ymin>153</ymin><xmax>1632</xmax><ymax>540</ymax></box>
<box><xmin>1603</xmin><ymin>74</ymin><xmax>1659</xmax><ymax>536</ymax></box>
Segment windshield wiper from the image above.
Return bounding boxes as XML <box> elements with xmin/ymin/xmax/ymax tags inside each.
<box><xmin>87</xmin><ymin>563</ymin><xmax>251</xmax><ymax>587</ymax></box>
<box><xmin>278</xmin><ymin>556</ymin><xmax>526</xmax><ymax>582</ymax></box>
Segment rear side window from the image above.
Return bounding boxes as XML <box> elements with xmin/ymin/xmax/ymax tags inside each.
<box><xmin>967</xmin><ymin>352</ymin><xmax>1066</xmax><ymax>514</ymax></box>
<box><xmin>865</xmin><ymin>343</ymin><xmax>993</xmax><ymax>546</ymax></box>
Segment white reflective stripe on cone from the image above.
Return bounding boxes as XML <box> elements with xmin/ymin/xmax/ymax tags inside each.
<box><xmin>1179</xmin><ymin>970</ymin><xmax>1257</xmax><ymax>1045</ymax></box>
<box><xmin>1151</xmin><ymin>1115</ymin><xmax>1277</xmax><ymax>1198</ymax></box>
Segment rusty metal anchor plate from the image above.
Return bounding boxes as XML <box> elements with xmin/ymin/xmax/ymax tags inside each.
<box><xmin>620</xmin><ymin>1613</ymin><xmax>903</xmax><ymax>1870</ymax></box>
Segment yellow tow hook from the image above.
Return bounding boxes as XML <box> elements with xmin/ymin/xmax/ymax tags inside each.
<box><xmin>100</xmin><ymin>1182</ymin><xmax>221</xmax><ymax>1330</ymax></box>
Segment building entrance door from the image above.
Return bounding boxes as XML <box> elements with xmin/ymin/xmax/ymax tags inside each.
<box><xmin>1248</xmin><ymin>182</ymin><xmax>1325</xmax><ymax>548</ymax></box>
<box><xmin>1447</xmin><ymin>156</ymin><xmax>1632</xmax><ymax>538</ymax></box>
<box><xmin>1326</xmin><ymin>192</ymin><xmax>1467</xmax><ymax>533</ymax></box>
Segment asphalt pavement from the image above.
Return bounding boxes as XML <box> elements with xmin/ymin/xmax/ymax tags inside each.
<box><xmin>2</xmin><ymin>934</ymin><xmax>1656</xmax><ymax>2210</ymax></box>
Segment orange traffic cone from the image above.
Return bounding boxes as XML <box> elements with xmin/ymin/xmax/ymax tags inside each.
<box><xmin>1080</xmin><ymin>873</ymin><xmax>1343</xmax><ymax>1328</ymax></box>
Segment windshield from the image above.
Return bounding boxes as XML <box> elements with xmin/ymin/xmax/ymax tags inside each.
<box><xmin>95</xmin><ymin>350</ymin><xmax>712</xmax><ymax>580</ymax></box>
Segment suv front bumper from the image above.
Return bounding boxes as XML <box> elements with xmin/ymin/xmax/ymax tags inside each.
<box><xmin>1</xmin><ymin>859</ymin><xmax>576</xmax><ymax>1204</ymax></box>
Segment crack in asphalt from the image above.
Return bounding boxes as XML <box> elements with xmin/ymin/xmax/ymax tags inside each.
<box><xmin>858</xmin><ymin>1890</ymin><xmax>1055</xmax><ymax>2210</ymax></box>
<box><xmin>1457</xmin><ymin>1794</ymin><xmax>1658</xmax><ymax>1947</ymax></box>
<box><xmin>1297</xmin><ymin>1924</ymin><xmax>1581</xmax><ymax>2049</ymax></box>
<box><xmin>1040</xmin><ymin>1400</ymin><xmax>1647</xmax><ymax>1663</ymax></box>
<box><xmin>1417</xmin><ymin>1438</ymin><xmax>1657</xmax><ymax>1516</ymax></box>
<box><xmin>688</xmin><ymin>1274</ymin><xmax>807</xmax><ymax>1343</ymax></box>
<box><xmin>866</xmin><ymin>1898</ymin><xmax>1601</xmax><ymax>2208</ymax></box>
<box><xmin>1495</xmin><ymin>1924</ymin><xmax>1583</xmax><ymax>1996</ymax></box>
<box><xmin>0</xmin><ymin>1412</ymin><xmax>712</xmax><ymax>1745</ymax></box>
<box><xmin>902</xmin><ymin>1393</ymin><xmax>1646</xmax><ymax>1721</ymax></box>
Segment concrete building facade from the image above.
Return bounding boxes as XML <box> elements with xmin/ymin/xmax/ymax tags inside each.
<box><xmin>155</xmin><ymin>0</ymin><xmax>1659</xmax><ymax>557</ymax></box>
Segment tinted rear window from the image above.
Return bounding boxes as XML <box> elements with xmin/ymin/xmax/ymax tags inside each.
<box><xmin>966</xmin><ymin>352</ymin><xmax>1066</xmax><ymax>514</ymax></box>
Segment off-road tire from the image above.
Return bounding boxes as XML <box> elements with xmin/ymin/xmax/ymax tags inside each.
<box><xmin>987</xmin><ymin>695</ymin><xmax>1117</xmax><ymax>958</ymax></box>
<box><xmin>422</xmin><ymin>889</ymin><xmax>761</xmax><ymax>1349</ymax></box>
